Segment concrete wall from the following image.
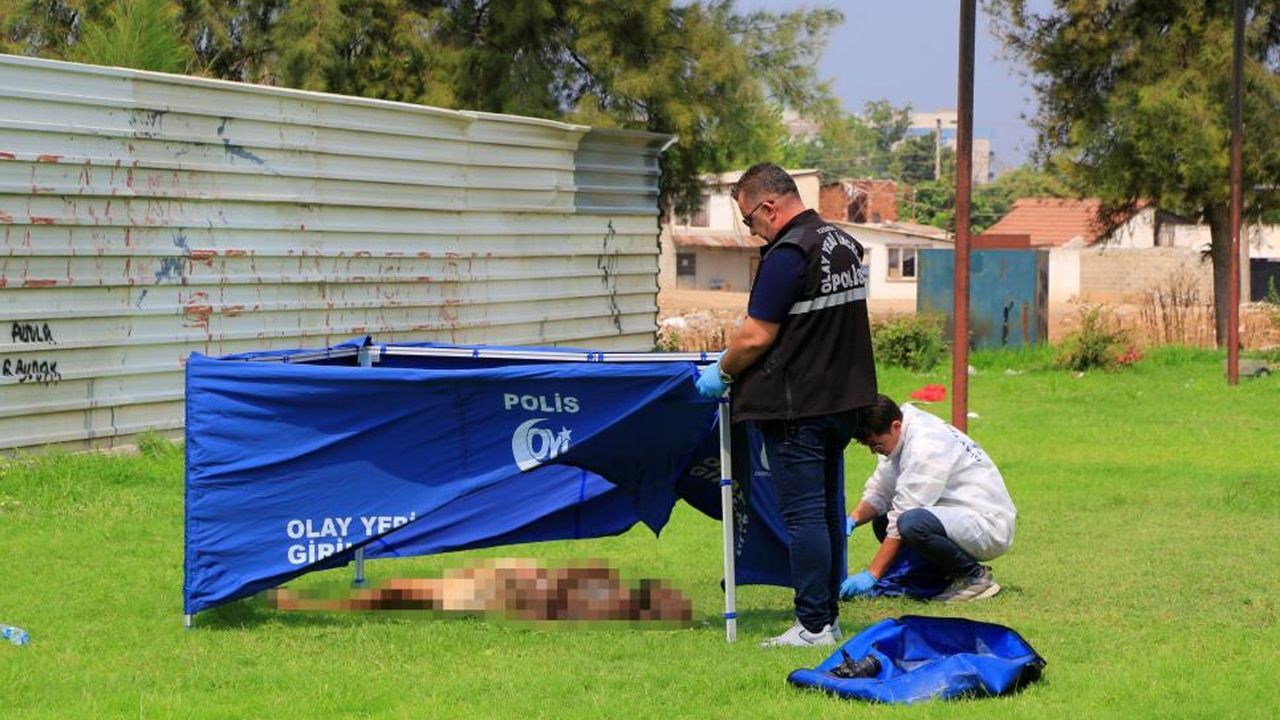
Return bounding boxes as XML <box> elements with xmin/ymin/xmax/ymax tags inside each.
<box><xmin>705</xmin><ymin>191</ymin><xmax>741</xmax><ymax>229</ymax></box>
<box><xmin>794</xmin><ymin>173</ymin><xmax>821</xmax><ymax>212</ymax></box>
<box><xmin>1078</xmin><ymin>247</ymin><xmax>1212</xmax><ymax>302</ymax></box>
<box><xmin>1047</xmin><ymin>246</ymin><xmax>1082</xmax><ymax>304</ymax></box>
<box><xmin>1251</xmin><ymin>227</ymin><xmax>1280</xmax><ymax>258</ymax></box>
<box><xmin>1106</xmin><ymin>208</ymin><xmax>1157</xmax><ymax>248</ymax></box>
<box><xmin>657</xmin><ymin>226</ymin><xmax>678</xmax><ymax>291</ymax></box>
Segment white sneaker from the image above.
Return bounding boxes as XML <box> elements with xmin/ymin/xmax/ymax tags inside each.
<box><xmin>761</xmin><ymin>621</ymin><xmax>841</xmax><ymax>648</ymax></box>
<box><xmin>934</xmin><ymin>566</ymin><xmax>1002</xmax><ymax>603</ymax></box>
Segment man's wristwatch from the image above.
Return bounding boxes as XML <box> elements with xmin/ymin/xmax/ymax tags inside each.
<box><xmin>718</xmin><ymin>368</ymin><xmax>734</xmax><ymax>385</ymax></box>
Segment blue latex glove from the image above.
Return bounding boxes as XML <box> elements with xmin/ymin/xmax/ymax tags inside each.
<box><xmin>845</xmin><ymin>516</ymin><xmax>857</xmax><ymax>537</ymax></box>
<box><xmin>695</xmin><ymin>360</ymin><xmax>729</xmax><ymax>398</ymax></box>
<box><xmin>840</xmin><ymin>570</ymin><xmax>877</xmax><ymax>600</ymax></box>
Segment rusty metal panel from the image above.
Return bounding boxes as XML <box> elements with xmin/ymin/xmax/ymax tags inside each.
<box><xmin>0</xmin><ymin>55</ymin><xmax>671</xmax><ymax>451</ymax></box>
<box><xmin>918</xmin><ymin>249</ymin><xmax>1050</xmax><ymax>349</ymax></box>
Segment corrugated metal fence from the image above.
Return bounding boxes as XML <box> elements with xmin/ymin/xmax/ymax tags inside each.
<box><xmin>0</xmin><ymin>55</ymin><xmax>671</xmax><ymax>452</ymax></box>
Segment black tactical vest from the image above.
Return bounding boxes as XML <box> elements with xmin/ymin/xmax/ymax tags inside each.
<box><xmin>732</xmin><ymin>210</ymin><xmax>877</xmax><ymax>422</ymax></box>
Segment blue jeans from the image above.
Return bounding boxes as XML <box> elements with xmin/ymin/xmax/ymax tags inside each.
<box><xmin>872</xmin><ymin>508</ymin><xmax>981</xmax><ymax>580</ymax></box>
<box><xmin>758</xmin><ymin>410</ymin><xmax>857</xmax><ymax>633</ymax></box>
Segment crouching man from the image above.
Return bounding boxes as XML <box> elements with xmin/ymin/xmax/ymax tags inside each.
<box><xmin>841</xmin><ymin>394</ymin><xmax>1016</xmax><ymax>603</ymax></box>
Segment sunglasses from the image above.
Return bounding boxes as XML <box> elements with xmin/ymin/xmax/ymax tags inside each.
<box><xmin>741</xmin><ymin>199</ymin><xmax>769</xmax><ymax>227</ymax></box>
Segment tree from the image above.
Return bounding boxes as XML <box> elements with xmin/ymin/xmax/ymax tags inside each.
<box><xmin>72</xmin><ymin>0</ymin><xmax>193</xmax><ymax>73</ymax></box>
<box><xmin>776</xmin><ymin>99</ymin><xmax>916</xmax><ymax>182</ymax></box>
<box><xmin>989</xmin><ymin>0</ymin><xmax>1280</xmax><ymax>345</ymax></box>
<box><xmin>3</xmin><ymin>0</ymin><xmax>843</xmax><ymax>218</ymax></box>
<box><xmin>862</xmin><ymin>99</ymin><xmax>912</xmax><ymax>174</ymax></box>
<box><xmin>777</xmin><ymin>113</ymin><xmax>874</xmax><ymax>181</ymax></box>
<box><xmin>890</xmin><ymin>134</ymin><xmax>945</xmax><ymax>185</ymax></box>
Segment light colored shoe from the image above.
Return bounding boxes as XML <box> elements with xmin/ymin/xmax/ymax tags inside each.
<box><xmin>935</xmin><ymin>566</ymin><xmax>1001</xmax><ymax>603</ymax></box>
<box><xmin>761</xmin><ymin>620</ymin><xmax>841</xmax><ymax>648</ymax></box>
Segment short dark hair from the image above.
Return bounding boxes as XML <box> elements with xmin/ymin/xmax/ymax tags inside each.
<box><xmin>731</xmin><ymin>163</ymin><xmax>799</xmax><ymax>202</ymax></box>
<box><xmin>852</xmin><ymin>394</ymin><xmax>903</xmax><ymax>443</ymax></box>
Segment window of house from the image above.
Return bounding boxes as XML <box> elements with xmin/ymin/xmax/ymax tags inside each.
<box><xmin>677</xmin><ymin>253</ymin><xmax>696</xmax><ymax>276</ymax></box>
<box><xmin>887</xmin><ymin>247</ymin><xmax>917</xmax><ymax>280</ymax></box>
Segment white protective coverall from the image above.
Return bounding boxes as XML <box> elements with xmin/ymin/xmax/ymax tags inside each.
<box><xmin>860</xmin><ymin>403</ymin><xmax>1016</xmax><ymax>561</ymax></box>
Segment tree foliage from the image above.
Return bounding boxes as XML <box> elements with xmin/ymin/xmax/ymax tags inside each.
<box><xmin>900</xmin><ymin>162</ymin><xmax>1073</xmax><ymax>234</ymax></box>
<box><xmin>2</xmin><ymin>0</ymin><xmax>846</xmax><ymax>216</ymax></box>
<box><xmin>71</xmin><ymin>0</ymin><xmax>193</xmax><ymax>72</ymax></box>
<box><xmin>777</xmin><ymin>99</ymin><xmax>913</xmax><ymax>181</ymax></box>
<box><xmin>989</xmin><ymin>0</ymin><xmax>1280</xmax><ymax>344</ymax></box>
<box><xmin>889</xmin><ymin>134</ymin><xmax>941</xmax><ymax>185</ymax></box>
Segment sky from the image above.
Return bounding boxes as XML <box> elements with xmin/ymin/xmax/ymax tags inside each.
<box><xmin>737</xmin><ymin>1</ymin><xmax>1043</xmax><ymax>172</ymax></box>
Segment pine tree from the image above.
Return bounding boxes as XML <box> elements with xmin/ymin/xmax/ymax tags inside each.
<box><xmin>72</xmin><ymin>0</ymin><xmax>193</xmax><ymax>73</ymax></box>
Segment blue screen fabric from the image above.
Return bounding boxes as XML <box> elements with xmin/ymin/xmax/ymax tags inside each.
<box><xmin>182</xmin><ymin>340</ymin><xmax>808</xmax><ymax>616</ymax></box>
<box><xmin>787</xmin><ymin>616</ymin><xmax>1046</xmax><ymax>704</ymax></box>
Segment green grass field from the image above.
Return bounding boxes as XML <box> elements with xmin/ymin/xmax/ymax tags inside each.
<box><xmin>2</xmin><ymin>346</ymin><xmax>1278</xmax><ymax>719</ymax></box>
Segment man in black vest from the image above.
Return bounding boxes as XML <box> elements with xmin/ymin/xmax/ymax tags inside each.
<box><xmin>695</xmin><ymin>163</ymin><xmax>877</xmax><ymax>647</ymax></box>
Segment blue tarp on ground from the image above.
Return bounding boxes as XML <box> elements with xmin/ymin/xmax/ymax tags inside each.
<box><xmin>183</xmin><ymin>340</ymin><xmax>827</xmax><ymax>615</ymax></box>
<box><xmin>787</xmin><ymin>616</ymin><xmax>1046</xmax><ymax>704</ymax></box>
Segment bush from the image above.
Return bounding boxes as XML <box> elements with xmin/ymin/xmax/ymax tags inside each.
<box><xmin>654</xmin><ymin>325</ymin><xmax>681</xmax><ymax>352</ymax></box>
<box><xmin>1057</xmin><ymin>304</ymin><xmax>1139</xmax><ymax>371</ymax></box>
<box><xmin>872</xmin><ymin>314</ymin><xmax>946</xmax><ymax>371</ymax></box>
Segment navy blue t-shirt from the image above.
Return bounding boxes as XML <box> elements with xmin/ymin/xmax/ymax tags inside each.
<box><xmin>747</xmin><ymin>245</ymin><xmax>807</xmax><ymax>323</ymax></box>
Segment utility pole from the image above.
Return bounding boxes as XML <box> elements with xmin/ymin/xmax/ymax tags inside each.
<box><xmin>934</xmin><ymin>117</ymin><xmax>943</xmax><ymax>181</ymax></box>
<box><xmin>1228</xmin><ymin>0</ymin><xmax>1244</xmax><ymax>384</ymax></box>
<box><xmin>952</xmin><ymin>0</ymin><xmax>975</xmax><ymax>431</ymax></box>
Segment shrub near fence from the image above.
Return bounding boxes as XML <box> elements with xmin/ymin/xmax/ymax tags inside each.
<box><xmin>871</xmin><ymin>314</ymin><xmax>946</xmax><ymax>372</ymax></box>
<box><xmin>1057</xmin><ymin>304</ymin><xmax>1141</xmax><ymax>371</ymax></box>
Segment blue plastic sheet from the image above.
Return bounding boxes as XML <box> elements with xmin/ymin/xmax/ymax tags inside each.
<box><xmin>788</xmin><ymin>616</ymin><xmax>1045</xmax><ymax>704</ymax></box>
<box><xmin>183</xmin><ymin>340</ymin><xmax>819</xmax><ymax>615</ymax></box>
<box><xmin>868</xmin><ymin>547</ymin><xmax>951</xmax><ymax>600</ymax></box>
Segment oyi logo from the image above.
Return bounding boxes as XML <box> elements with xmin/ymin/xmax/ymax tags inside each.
<box><xmin>511</xmin><ymin>418</ymin><xmax>573</xmax><ymax>471</ymax></box>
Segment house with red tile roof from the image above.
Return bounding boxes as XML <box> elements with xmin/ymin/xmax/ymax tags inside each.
<box><xmin>974</xmin><ymin>197</ymin><xmax>1280</xmax><ymax>310</ymax></box>
<box><xmin>974</xmin><ymin>198</ymin><xmax>1187</xmax><ymax>249</ymax></box>
<box><xmin>973</xmin><ymin>197</ymin><xmax>1209</xmax><ymax>307</ymax></box>
<box><xmin>976</xmin><ymin>198</ymin><xmax>1108</xmax><ymax>248</ymax></box>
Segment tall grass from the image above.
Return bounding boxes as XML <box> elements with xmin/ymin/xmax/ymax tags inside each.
<box><xmin>1</xmin><ymin>350</ymin><xmax>1278</xmax><ymax>718</ymax></box>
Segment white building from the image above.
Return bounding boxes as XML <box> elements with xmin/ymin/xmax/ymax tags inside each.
<box><xmin>659</xmin><ymin>169</ymin><xmax>950</xmax><ymax>305</ymax></box>
<box><xmin>835</xmin><ymin>221</ymin><xmax>953</xmax><ymax>303</ymax></box>
<box><xmin>659</xmin><ymin>169</ymin><xmax>821</xmax><ymax>293</ymax></box>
